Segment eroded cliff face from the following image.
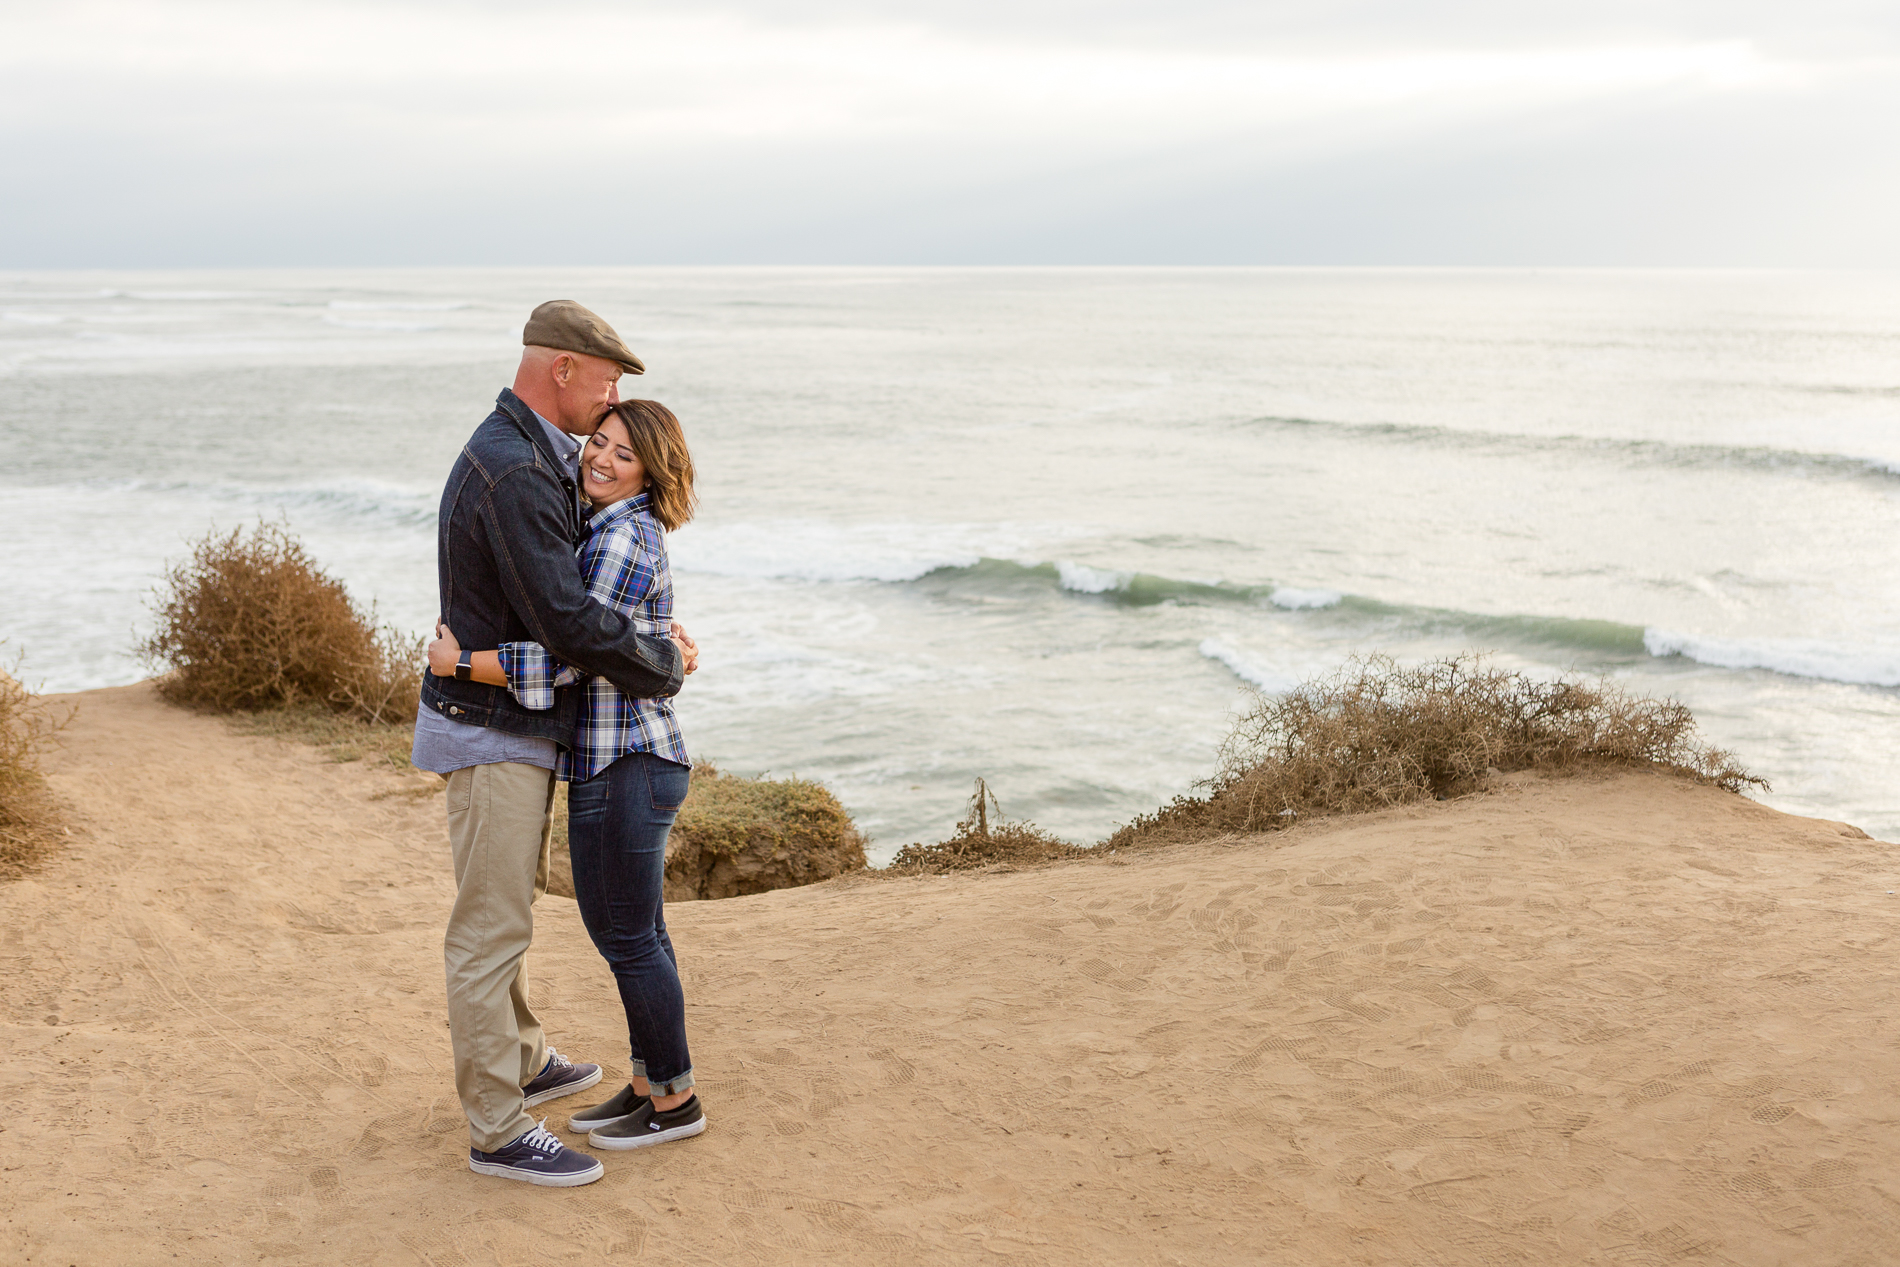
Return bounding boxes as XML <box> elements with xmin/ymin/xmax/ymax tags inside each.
<box><xmin>546</xmin><ymin>765</ymin><xmax>867</xmax><ymax>902</ymax></box>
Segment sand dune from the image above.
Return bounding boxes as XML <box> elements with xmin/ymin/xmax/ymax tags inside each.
<box><xmin>3</xmin><ymin>682</ymin><xmax>1897</xmax><ymax>1265</ymax></box>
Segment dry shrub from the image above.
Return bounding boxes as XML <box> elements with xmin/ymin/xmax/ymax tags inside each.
<box><xmin>666</xmin><ymin>762</ymin><xmax>869</xmax><ymax>899</ymax></box>
<box><xmin>139</xmin><ymin>523</ymin><xmax>422</xmax><ymax>723</ymax></box>
<box><xmin>546</xmin><ymin>761</ymin><xmax>869</xmax><ymax>902</ymax></box>
<box><xmin>889</xmin><ymin>778</ymin><xmax>1083</xmax><ymax>874</ymax></box>
<box><xmin>0</xmin><ymin>657</ymin><xmax>74</xmax><ymax>879</ymax></box>
<box><xmin>1107</xmin><ymin>653</ymin><xmax>1765</xmax><ymax>848</ymax></box>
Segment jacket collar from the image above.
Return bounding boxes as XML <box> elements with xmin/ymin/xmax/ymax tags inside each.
<box><xmin>496</xmin><ymin>387</ymin><xmax>586</xmax><ymax>539</ymax></box>
<box><xmin>495</xmin><ymin>388</ymin><xmax>570</xmax><ymax>474</ymax></box>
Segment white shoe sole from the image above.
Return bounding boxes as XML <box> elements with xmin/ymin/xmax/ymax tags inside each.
<box><xmin>589</xmin><ymin>1116</ymin><xmax>708</xmax><ymax>1151</ymax></box>
<box><xmin>566</xmin><ymin>1111</ymin><xmax>634</xmax><ymax>1136</ymax></box>
<box><xmin>468</xmin><ymin>1156</ymin><xmax>604</xmax><ymax>1187</ymax></box>
<box><xmin>523</xmin><ymin>1065</ymin><xmax>603</xmax><ymax>1108</ymax></box>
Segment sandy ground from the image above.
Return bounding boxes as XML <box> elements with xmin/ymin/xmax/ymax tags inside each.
<box><xmin>3</xmin><ymin>683</ymin><xmax>1899</xmax><ymax>1266</ymax></box>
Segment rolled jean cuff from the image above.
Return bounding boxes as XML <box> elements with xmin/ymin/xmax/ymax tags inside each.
<box><xmin>631</xmin><ymin>1059</ymin><xmax>695</xmax><ymax>1097</ymax></box>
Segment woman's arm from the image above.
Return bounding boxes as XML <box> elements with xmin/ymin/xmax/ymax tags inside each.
<box><xmin>427</xmin><ymin>622</ymin><xmax>507</xmax><ymax>686</ymax></box>
<box><xmin>426</xmin><ymin>622</ymin><xmax>584</xmax><ymax>709</ymax></box>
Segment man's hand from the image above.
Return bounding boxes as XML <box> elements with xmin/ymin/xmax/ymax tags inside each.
<box><xmin>670</xmin><ymin>621</ymin><xmax>699</xmax><ymax>676</ymax></box>
<box><xmin>427</xmin><ymin>620</ymin><xmax>463</xmax><ymax>677</ymax></box>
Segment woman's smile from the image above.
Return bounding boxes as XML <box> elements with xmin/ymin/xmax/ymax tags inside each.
<box><xmin>582</xmin><ymin>413</ymin><xmax>646</xmax><ymax>506</ymax></box>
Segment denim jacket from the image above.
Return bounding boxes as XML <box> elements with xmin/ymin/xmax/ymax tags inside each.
<box><xmin>419</xmin><ymin>388</ymin><xmax>683</xmax><ymax>745</ymax></box>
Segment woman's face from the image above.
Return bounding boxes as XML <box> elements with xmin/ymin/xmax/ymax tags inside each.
<box><xmin>582</xmin><ymin>414</ymin><xmax>646</xmax><ymax>506</ymax></box>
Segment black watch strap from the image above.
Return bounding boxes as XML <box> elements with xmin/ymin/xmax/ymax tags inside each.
<box><xmin>455</xmin><ymin>650</ymin><xmax>473</xmax><ymax>682</ymax></box>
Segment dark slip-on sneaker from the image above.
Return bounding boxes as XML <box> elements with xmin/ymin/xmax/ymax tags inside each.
<box><xmin>566</xmin><ymin>1083</ymin><xmax>650</xmax><ymax>1135</ymax></box>
<box><xmin>588</xmin><ymin>1095</ymin><xmax>707</xmax><ymax>1150</ymax></box>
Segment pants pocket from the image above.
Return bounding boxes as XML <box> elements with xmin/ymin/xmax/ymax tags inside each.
<box><xmin>446</xmin><ymin>769</ymin><xmax>473</xmax><ymax>816</ymax></box>
<box><xmin>642</xmin><ymin>757</ymin><xmax>691</xmax><ymax>813</ymax></box>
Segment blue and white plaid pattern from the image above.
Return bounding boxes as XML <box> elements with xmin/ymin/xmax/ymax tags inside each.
<box><xmin>498</xmin><ymin>492</ymin><xmax>689</xmax><ymax>781</ymax></box>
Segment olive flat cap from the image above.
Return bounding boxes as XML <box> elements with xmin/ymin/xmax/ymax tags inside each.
<box><xmin>522</xmin><ymin>299</ymin><xmax>645</xmax><ymax>375</ymax></box>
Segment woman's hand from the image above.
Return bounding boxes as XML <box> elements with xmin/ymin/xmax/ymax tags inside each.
<box><xmin>427</xmin><ymin>620</ymin><xmax>463</xmax><ymax>677</ymax></box>
<box><xmin>671</xmin><ymin>621</ymin><xmax>699</xmax><ymax>675</ymax></box>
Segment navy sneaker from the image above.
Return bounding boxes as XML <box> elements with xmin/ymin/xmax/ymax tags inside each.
<box><xmin>588</xmin><ymin>1094</ymin><xmax>707</xmax><ymax>1150</ymax></box>
<box><xmin>468</xmin><ymin>1120</ymin><xmax>604</xmax><ymax>1187</ymax></box>
<box><xmin>522</xmin><ymin>1046</ymin><xmax>602</xmax><ymax>1108</ymax></box>
<box><xmin>566</xmin><ymin>1083</ymin><xmax>649</xmax><ymax>1136</ymax></box>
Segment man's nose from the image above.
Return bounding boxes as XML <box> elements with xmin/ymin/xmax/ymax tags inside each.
<box><xmin>607</xmin><ymin>380</ymin><xmax>621</xmax><ymax>406</ymax></box>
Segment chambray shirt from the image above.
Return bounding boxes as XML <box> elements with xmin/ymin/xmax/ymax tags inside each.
<box><xmin>498</xmin><ymin>491</ymin><xmax>689</xmax><ymax>782</ymax></box>
<box><xmin>409</xmin><ymin>411</ymin><xmax>582</xmax><ymax>775</ymax></box>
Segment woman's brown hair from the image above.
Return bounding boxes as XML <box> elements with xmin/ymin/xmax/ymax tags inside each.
<box><xmin>605</xmin><ymin>399</ymin><xmax>698</xmax><ymax>531</ymax></box>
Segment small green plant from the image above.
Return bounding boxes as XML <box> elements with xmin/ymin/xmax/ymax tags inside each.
<box><xmin>139</xmin><ymin>522</ymin><xmax>422</xmax><ymax>724</ymax></box>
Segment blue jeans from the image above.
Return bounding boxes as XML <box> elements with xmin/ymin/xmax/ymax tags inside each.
<box><xmin>566</xmin><ymin>751</ymin><xmax>695</xmax><ymax>1096</ymax></box>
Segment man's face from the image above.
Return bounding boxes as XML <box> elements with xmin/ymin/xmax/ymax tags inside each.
<box><xmin>552</xmin><ymin>351</ymin><xmax>623</xmax><ymax>435</ymax></box>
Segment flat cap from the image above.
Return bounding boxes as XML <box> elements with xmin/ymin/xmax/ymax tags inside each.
<box><xmin>522</xmin><ymin>300</ymin><xmax>645</xmax><ymax>375</ymax></box>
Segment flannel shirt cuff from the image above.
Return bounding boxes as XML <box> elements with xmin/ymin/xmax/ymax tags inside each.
<box><xmin>496</xmin><ymin>642</ymin><xmax>583</xmax><ymax>711</ymax></box>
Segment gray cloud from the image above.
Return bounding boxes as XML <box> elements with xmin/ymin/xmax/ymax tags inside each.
<box><xmin>2</xmin><ymin>0</ymin><xmax>1894</xmax><ymax>266</ymax></box>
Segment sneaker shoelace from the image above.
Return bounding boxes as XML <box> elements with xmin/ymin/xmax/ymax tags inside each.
<box><xmin>541</xmin><ymin>1046</ymin><xmax>571</xmax><ymax>1074</ymax></box>
<box><xmin>519</xmin><ymin>1120</ymin><xmax>563</xmax><ymax>1156</ymax></box>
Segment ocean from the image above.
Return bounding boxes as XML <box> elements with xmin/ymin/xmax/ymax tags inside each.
<box><xmin>3</xmin><ymin>267</ymin><xmax>1896</xmax><ymax>857</ymax></box>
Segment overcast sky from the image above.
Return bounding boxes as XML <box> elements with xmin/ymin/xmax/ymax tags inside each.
<box><xmin>3</xmin><ymin>0</ymin><xmax>1897</xmax><ymax>266</ymax></box>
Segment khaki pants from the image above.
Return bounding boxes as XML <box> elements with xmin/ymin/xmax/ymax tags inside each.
<box><xmin>444</xmin><ymin>761</ymin><xmax>555</xmax><ymax>1152</ymax></box>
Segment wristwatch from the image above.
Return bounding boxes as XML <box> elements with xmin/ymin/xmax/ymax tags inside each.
<box><xmin>455</xmin><ymin>650</ymin><xmax>472</xmax><ymax>682</ymax></box>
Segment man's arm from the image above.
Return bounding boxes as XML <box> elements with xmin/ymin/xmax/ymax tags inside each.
<box><xmin>479</xmin><ymin>467</ymin><xmax>684</xmax><ymax>698</ymax></box>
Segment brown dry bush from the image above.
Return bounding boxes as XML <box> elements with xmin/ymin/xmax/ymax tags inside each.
<box><xmin>0</xmin><ymin>656</ymin><xmax>74</xmax><ymax>879</ymax></box>
<box><xmin>889</xmin><ymin>778</ymin><xmax>1084</xmax><ymax>874</ymax></box>
<box><xmin>1106</xmin><ymin>653</ymin><xmax>1765</xmax><ymax>849</ymax></box>
<box><xmin>545</xmin><ymin>761</ymin><xmax>869</xmax><ymax>901</ymax></box>
<box><xmin>139</xmin><ymin>523</ymin><xmax>422</xmax><ymax>724</ymax></box>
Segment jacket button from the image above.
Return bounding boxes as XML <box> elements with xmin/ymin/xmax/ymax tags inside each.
<box><xmin>449</xmin><ymin>707</ymin><xmax>462</xmax><ymax>715</ymax></box>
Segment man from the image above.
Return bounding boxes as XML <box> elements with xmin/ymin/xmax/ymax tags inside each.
<box><xmin>413</xmin><ymin>300</ymin><xmax>693</xmax><ymax>1187</ymax></box>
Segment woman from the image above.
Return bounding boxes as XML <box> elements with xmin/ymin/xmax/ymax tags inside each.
<box><xmin>429</xmin><ymin>399</ymin><xmax>707</xmax><ymax>1150</ymax></box>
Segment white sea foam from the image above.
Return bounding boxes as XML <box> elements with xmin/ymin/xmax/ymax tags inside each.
<box><xmin>1643</xmin><ymin>628</ymin><xmax>1900</xmax><ymax>688</ymax></box>
<box><xmin>1198</xmin><ymin>638</ymin><xmax>1299</xmax><ymax>693</ymax></box>
<box><xmin>2</xmin><ymin>311</ymin><xmax>63</xmax><ymax>324</ymax></box>
<box><xmin>1269</xmin><ymin>586</ymin><xmax>1343</xmax><ymax>610</ymax></box>
<box><xmin>76</xmin><ymin>477</ymin><xmax>439</xmax><ymax>531</ymax></box>
<box><xmin>327</xmin><ymin>300</ymin><xmax>473</xmax><ymax>312</ymax></box>
<box><xmin>1055</xmin><ymin>561</ymin><xmax>1130</xmax><ymax>593</ymax></box>
<box><xmin>125</xmin><ymin>290</ymin><xmax>251</xmax><ymax>300</ymax></box>
<box><xmin>320</xmin><ymin>315</ymin><xmax>442</xmax><ymax>332</ymax></box>
<box><xmin>671</xmin><ymin>520</ymin><xmax>992</xmax><ymax>583</ymax></box>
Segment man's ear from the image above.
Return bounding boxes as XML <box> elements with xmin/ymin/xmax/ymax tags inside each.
<box><xmin>551</xmin><ymin>353</ymin><xmax>573</xmax><ymax>386</ymax></box>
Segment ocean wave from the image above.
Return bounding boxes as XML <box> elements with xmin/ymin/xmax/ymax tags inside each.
<box><xmin>1269</xmin><ymin>585</ymin><xmax>1344</xmax><ymax>610</ymax></box>
<box><xmin>124</xmin><ymin>290</ymin><xmax>252</xmax><ymax>301</ymax></box>
<box><xmin>1643</xmin><ymin>629</ymin><xmax>1900</xmax><ymax>688</ymax></box>
<box><xmin>1253</xmin><ymin>415</ymin><xmax>1900</xmax><ymax>485</ymax></box>
<box><xmin>1055</xmin><ymin>561</ymin><xmax>1129</xmax><ymax>594</ymax></box>
<box><xmin>75</xmin><ymin>477</ymin><xmax>439</xmax><ymax>531</ymax></box>
<box><xmin>671</xmin><ymin>521</ymin><xmax>991</xmax><ymax>583</ymax></box>
<box><xmin>326</xmin><ymin>300</ymin><xmax>473</xmax><ymax>312</ymax></box>
<box><xmin>320</xmin><ymin>315</ymin><xmax>443</xmax><ymax>332</ymax></box>
<box><xmin>1197</xmin><ymin>639</ymin><xmax>1299</xmax><ymax>693</ymax></box>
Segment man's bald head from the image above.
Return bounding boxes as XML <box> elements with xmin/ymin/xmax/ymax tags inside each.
<box><xmin>512</xmin><ymin>345</ymin><xmax>623</xmax><ymax>437</ymax></box>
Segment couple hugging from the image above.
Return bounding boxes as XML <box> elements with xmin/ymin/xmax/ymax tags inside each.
<box><xmin>412</xmin><ymin>300</ymin><xmax>705</xmax><ymax>1188</ymax></box>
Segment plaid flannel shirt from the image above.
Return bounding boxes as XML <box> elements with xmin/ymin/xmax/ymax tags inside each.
<box><xmin>498</xmin><ymin>491</ymin><xmax>689</xmax><ymax>781</ymax></box>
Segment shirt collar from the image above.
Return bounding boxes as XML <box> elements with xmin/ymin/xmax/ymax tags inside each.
<box><xmin>586</xmin><ymin>490</ymin><xmax>650</xmax><ymax>534</ymax></box>
<box><xmin>529</xmin><ymin>407</ymin><xmax>582</xmax><ymax>476</ymax></box>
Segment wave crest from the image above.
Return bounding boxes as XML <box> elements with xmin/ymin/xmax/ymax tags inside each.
<box><xmin>1643</xmin><ymin>628</ymin><xmax>1900</xmax><ymax>688</ymax></box>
